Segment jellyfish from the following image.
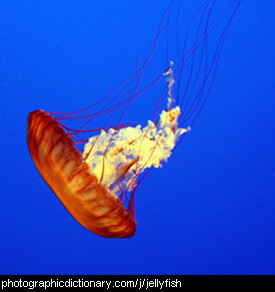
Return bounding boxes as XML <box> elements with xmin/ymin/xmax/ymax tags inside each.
<box><xmin>27</xmin><ymin>0</ymin><xmax>241</xmax><ymax>238</ymax></box>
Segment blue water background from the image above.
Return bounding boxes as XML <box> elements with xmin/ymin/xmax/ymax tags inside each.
<box><xmin>0</xmin><ymin>0</ymin><xmax>274</xmax><ymax>275</ymax></box>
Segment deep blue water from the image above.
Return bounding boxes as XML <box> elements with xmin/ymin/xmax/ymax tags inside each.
<box><xmin>0</xmin><ymin>0</ymin><xmax>274</xmax><ymax>275</ymax></box>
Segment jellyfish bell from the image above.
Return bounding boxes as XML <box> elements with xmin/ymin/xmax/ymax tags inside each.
<box><xmin>27</xmin><ymin>0</ymin><xmax>241</xmax><ymax>238</ymax></box>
